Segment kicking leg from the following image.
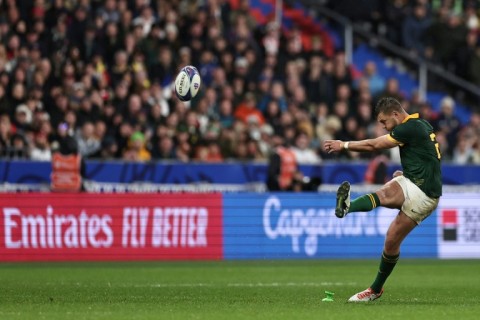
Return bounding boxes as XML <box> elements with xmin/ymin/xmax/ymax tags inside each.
<box><xmin>336</xmin><ymin>179</ymin><xmax>404</xmax><ymax>218</ymax></box>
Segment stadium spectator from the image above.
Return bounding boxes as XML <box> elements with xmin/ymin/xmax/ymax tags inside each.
<box><xmin>50</xmin><ymin>122</ymin><xmax>76</xmax><ymax>155</ymax></box>
<box><xmin>376</xmin><ymin>77</ymin><xmax>405</xmax><ymax>103</ymax></box>
<box><xmin>13</xmin><ymin>104</ymin><xmax>32</xmax><ymax>133</ymax></box>
<box><xmin>455</xmin><ymin>31</ymin><xmax>479</xmax><ymax>81</ymax></box>
<box><xmin>356</xmin><ymin>101</ymin><xmax>374</xmax><ymax>129</ymax></box>
<box><xmin>0</xmin><ymin>114</ymin><xmax>12</xmax><ymax>156</ymax></box>
<box><xmin>262</xmin><ymin>21</ymin><xmax>280</xmax><ymax>56</ymax></box>
<box><xmin>332</xmin><ymin>51</ymin><xmax>352</xmax><ymax>88</ymax></box>
<box><xmin>196</xmin><ymin>140</ymin><xmax>224</xmax><ymax>163</ymax></box>
<box><xmin>334</xmin><ymin>83</ymin><xmax>354</xmax><ymax>110</ymax></box>
<box><xmin>425</xmin><ymin>10</ymin><xmax>468</xmax><ymax>70</ymax></box>
<box><xmin>258</xmin><ymin>81</ymin><xmax>288</xmax><ymax>113</ymax></box>
<box><xmin>246</xmin><ymin>138</ymin><xmax>267</xmax><ymax>161</ymax></box>
<box><xmin>123</xmin><ymin>131</ymin><xmax>151</xmax><ymax>162</ymax></box>
<box><xmin>266</xmin><ymin>143</ymin><xmax>300</xmax><ymax>191</ymax></box>
<box><xmin>0</xmin><ymin>0</ymin><xmax>474</xmax><ymax>167</ymax></box>
<box><xmin>383</xmin><ymin>0</ymin><xmax>410</xmax><ymax>46</ymax></box>
<box><xmin>76</xmin><ymin>121</ymin><xmax>101</xmax><ymax>158</ymax></box>
<box><xmin>10</xmin><ymin>133</ymin><xmax>29</xmax><ymax>159</ymax></box>
<box><xmin>263</xmin><ymin>99</ymin><xmax>282</xmax><ymax>134</ymax></box>
<box><xmin>458</xmin><ymin>111</ymin><xmax>480</xmax><ymax>164</ymax></box>
<box><xmin>217</xmin><ymin>98</ymin><xmax>235</xmax><ymax>128</ymax></box>
<box><xmin>471</xmin><ymin>144</ymin><xmax>480</xmax><ymax>164</ymax></box>
<box><xmin>291</xmin><ymin>131</ymin><xmax>321</xmax><ymax>164</ymax></box>
<box><xmin>257</xmin><ymin>124</ymin><xmax>274</xmax><ymax>157</ymax></box>
<box><xmin>402</xmin><ymin>4</ymin><xmax>432</xmax><ymax>57</ymax></box>
<box><xmin>234</xmin><ymin>92</ymin><xmax>265</xmax><ymax>126</ymax></box>
<box><xmin>69</xmin><ymin>5</ymin><xmax>89</xmax><ymax>47</ymax></box>
<box><xmin>98</xmin><ymin>136</ymin><xmax>118</xmax><ymax>160</ymax></box>
<box><xmin>452</xmin><ymin>133</ymin><xmax>474</xmax><ymax>164</ymax></box>
<box><xmin>433</xmin><ymin>96</ymin><xmax>462</xmax><ymax>158</ymax></box>
<box><xmin>466</xmin><ymin>39</ymin><xmax>480</xmax><ymax>86</ymax></box>
<box><xmin>217</xmin><ymin>126</ymin><xmax>236</xmax><ymax>159</ymax></box>
<box><xmin>30</xmin><ymin>132</ymin><xmax>52</xmax><ymax>161</ymax></box>
<box><xmin>303</xmin><ymin>55</ymin><xmax>335</xmax><ymax>106</ymax></box>
<box><xmin>354</xmin><ymin>61</ymin><xmax>386</xmax><ymax>98</ymax></box>
<box><xmin>152</xmin><ymin>135</ymin><xmax>176</xmax><ymax>160</ymax></box>
<box><xmin>97</xmin><ymin>0</ymin><xmax>121</xmax><ymax>24</ymax></box>
<box><xmin>364</xmin><ymin>152</ymin><xmax>390</xmax><ymax>184</ymax></box>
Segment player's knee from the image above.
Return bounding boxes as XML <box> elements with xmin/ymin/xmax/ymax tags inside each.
<box><xmin>377</xmin><ymin>184</ymin><xmax>404</xmax><ymax>208</ymax></box>
<box><xmin>375</xmin><ymin>189</ymin><xmax>388</xmax><ymax>205</ymax></box>
<box><xmin>376</xmin><ymin>189</ymin><xmax>395</xmax><ymax>208</ymax></box>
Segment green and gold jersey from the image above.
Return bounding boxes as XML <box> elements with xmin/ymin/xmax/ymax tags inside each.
<box><xmin>388</xmin><ymin>113</ymin><xmax>442</xmax><ymax>198</ymax></box>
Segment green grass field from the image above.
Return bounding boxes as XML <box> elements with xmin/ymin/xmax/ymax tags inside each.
<box><xmin>1</xmin><ymin>260</ymin><xmax>479</xmax><ymax>320</ymax></box>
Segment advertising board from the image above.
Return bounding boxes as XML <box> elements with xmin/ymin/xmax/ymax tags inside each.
<box><xmin>3</xmin><ymin>191</ymin><xmax>479</xmax><ymax>262</ymax></box>
<box><xmin>437</xmin><ymin>193</ymin><xmax>480</xmax><ymax>259</ymax></box>
<box><xmin>223</xmin><ymin>193</ymin><xmax>437</xmax><ymax>259</ymax></box>
<box><xmin>0</xmin><ymin>193</ymin><xmax>223</xmax><ymax>261</ymax></box>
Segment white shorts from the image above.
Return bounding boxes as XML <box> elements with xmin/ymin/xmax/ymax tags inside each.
<box><xmin>392</xmin><ymin>175</ymin><xmax>439</xmax><ymax>224</ymax></box>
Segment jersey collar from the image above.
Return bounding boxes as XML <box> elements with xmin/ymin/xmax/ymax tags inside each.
<box><xmin>402</xmin><ymin>113</ymin><xmax>420</xmax><ymax>123</ymax></box>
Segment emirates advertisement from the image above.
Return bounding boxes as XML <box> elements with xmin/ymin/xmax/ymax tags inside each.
<box><xmin>0</xmin><ymin>193</ymin><xmax>223</xmax><ymax>262</ymax></box>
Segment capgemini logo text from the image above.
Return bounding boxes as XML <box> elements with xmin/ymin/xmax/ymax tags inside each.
<box><xmin>263</xmin><ymin>196</ymin><xmax>389</xmax><ymax>256</ymax></box>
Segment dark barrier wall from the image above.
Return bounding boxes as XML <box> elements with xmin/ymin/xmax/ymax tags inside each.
<box><xmin>1</xmin><ymin>160</ymin><xmax>480</xmax><ymax>185</ymax></box>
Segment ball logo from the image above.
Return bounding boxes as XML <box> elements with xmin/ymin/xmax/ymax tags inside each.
<box><xmin>178</xmin><ymin>74</ymin><xmax>186</xmax><ymax>94</ymax></box>
<box><xmin>175</xmin><ymin>65</ymin><xmax>201</xmax><ymax>102</ymax></box>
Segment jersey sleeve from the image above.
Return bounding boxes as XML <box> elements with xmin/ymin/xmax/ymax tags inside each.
<box><xmin>389</xmin><ymin>122</ymin><xmax>415</xmax><ymax>145</ymax></box>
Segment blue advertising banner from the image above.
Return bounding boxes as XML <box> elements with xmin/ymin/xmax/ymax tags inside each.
<box><xmin>223</xmin><ymin>193</ymin><xmax>437</xmax><ymax>259</ymax></box>
<box><xmin>1</xmin><ymin>160</ymin><xmax>479</xmax><ymax>185</ymax></box>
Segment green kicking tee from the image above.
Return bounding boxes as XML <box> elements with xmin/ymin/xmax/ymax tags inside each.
<box><xmin>387</xmin><ymin>113</ymin><xmax>442</xmax><ymax>198</ymax></box>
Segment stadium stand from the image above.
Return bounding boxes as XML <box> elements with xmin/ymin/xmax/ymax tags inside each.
<box><xmin>0</xmin><ymin>0</ymin><xmax>479</xmax><ymax>167</ymax></box>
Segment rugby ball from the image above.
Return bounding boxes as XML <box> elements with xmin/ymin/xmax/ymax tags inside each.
<box><xmin>174</xmin><ymin>65</ymin><xmax>201</xmax><ymax>101</ymax></box>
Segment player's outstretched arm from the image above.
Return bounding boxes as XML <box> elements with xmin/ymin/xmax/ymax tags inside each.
<box><xmin>324</xmin><ymin>134</ymin><xmax>399</xmax><ymax>154</ymax></box>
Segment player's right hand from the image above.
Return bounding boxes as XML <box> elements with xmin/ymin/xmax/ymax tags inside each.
<box><xmin>323</xmin><ymin>140</ymin><xmax>343</xmax><ymax>154</ymax></box>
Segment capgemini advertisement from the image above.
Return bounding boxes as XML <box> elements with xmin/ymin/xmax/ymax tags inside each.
<box><xmin>223</xmin><ymin>193</ymin><xmax>437</xmax><ymax>259</ymax></box>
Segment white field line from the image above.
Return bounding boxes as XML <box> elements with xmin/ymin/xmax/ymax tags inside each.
<box><xmin>129</xmin><ymin>282</ymin><xmax>357</xmax><ymax>288</ymax></box>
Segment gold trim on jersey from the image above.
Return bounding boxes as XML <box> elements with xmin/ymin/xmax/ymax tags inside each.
<box><xmin>401</xmin><ymin>113</ymin><xmax>419</xmax><ymax>123</ymax></box>
<box><xmin>387</xmin><ymin>134</ymin><xmax>404</xmax><ymax>147</ymax></box>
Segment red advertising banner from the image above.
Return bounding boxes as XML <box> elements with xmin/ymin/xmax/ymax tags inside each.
<box><xmin>0</xmin><ymin>193</ymin><xmax>223</xmax><ymax>262</ymax></box>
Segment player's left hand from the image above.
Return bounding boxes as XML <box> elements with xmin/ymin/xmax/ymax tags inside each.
<box><xmin>323</xmin><ymin>140</ymin><xmax>343</xmax><ymax>154</ymax></box>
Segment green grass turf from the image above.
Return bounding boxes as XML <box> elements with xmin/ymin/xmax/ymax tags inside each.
<box><xmin>0</xmin><ymin>260</ymin><xmax>479</xmax><ymax>320</ymax></box>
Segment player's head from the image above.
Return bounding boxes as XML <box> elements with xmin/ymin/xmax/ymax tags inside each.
<box><xmin>375</xmin><ymin>97</ymin><xmax>406</xmax><ymax>131</ymax></box>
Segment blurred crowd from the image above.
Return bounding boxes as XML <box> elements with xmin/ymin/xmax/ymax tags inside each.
<box><xmin>0</xmin><ymin>0</ymin><xmax>479</xmax><ymax>166</ymax></box>
<box><xmin>327</xmin><ymin>0</ymin><xmax>480</xmax><ymax>84</ymax></box>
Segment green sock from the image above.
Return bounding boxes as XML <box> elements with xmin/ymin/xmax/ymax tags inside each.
<box><xmin>348</xmin><ymin>193</ymin><xmax>380</xmax><ymax>213</ymax></box>
<box><xmin>370</xmin><ymin>252</ymin><xmax>400</xmax><ymax>293</ymax></box>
